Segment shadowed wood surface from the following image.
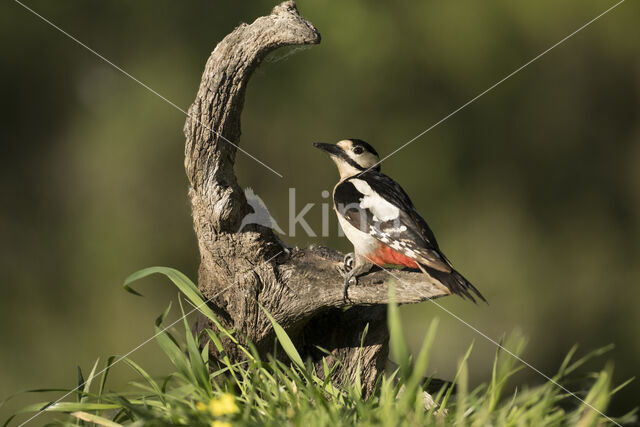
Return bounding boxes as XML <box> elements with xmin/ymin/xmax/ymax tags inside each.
<box><xmin>184</xmin><ymin>1</ymin><xmax>449</xmax><ymax>394</ymax></box>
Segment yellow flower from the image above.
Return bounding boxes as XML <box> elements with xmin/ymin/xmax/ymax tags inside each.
<box><xmin>211</xmin><ymin>421</ymin><xmax>231</xmax><ymax>427</ymax></box>
<box><xmin>209</xmin><ymin>393</ymin><xmax>239</xmax><ymax>417</ymax></box>
<box><xmin>196</xmin><ymin>401</ymin><xmax>208</xmax><ymax>411</ymax></box>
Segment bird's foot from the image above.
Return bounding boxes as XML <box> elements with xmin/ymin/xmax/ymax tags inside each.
<box><xmin>342</xmin><ymin>271</ymin><xmax>358</xmax><ymax>303</ymax></box>
<box><xmin>337</xmin><ymin>264</ymin><xmax>358</xmax><ymax>303</ymax></box>
<box><xmin>336</xmin><ymin>252</ymin><xmax>355</xmax><ymax>278</ymax></box>
<box><xmin>343</xmin><ymin>253</ymin><xmax>354</xmax><ymax>272</ymax></box>
<box><xmin>337</xmin><ymin>254</ymin><xmax>373</xmax><ymax>303</ymax></box>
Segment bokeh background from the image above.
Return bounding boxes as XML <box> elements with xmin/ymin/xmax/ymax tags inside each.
<box><xmin>1</xmin><ymin>0</ymin><xmax>638</xmax><ymax>422</ymax></box>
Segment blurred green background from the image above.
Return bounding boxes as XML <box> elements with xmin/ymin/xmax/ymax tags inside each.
<box><xmin>1</xmin><ymin>0</ymin><xmax>638</xmax><ymax>421</ymax></box>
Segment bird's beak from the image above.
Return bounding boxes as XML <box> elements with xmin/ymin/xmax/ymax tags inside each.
<box><xmin>313</xmin><ymin>142</ymin><xmax>341</xmax><ymax>156</ymax></box>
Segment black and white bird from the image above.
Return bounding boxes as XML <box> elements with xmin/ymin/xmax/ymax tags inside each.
<box><xmin>314</xmin><ymin>139</ymin><xmax>486</xmax><ymax>303</ymax></box>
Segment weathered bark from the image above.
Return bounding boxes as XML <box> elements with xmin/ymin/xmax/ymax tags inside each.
<box><xmin>184</xmin><ymin>1</ymin><xmax>450</xmax><ymax>394</ymax></box>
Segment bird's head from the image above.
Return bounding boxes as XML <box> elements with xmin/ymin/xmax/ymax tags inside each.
<box><xmin>313</xmin><ymin>139</ymin><xmax>380</xmax><ymax>179</ymax></box>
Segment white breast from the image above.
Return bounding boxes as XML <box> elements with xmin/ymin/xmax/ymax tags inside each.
<box><xmin>336</xmin><ymin>208</ymin><xmax>380</xmax><ymax>256</ymax></box>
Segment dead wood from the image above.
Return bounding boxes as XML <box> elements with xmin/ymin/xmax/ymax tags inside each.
<box><xmin>184</xmin><ymin>1</ymin><xmax>449</xmax><ymax>395</ymax></box>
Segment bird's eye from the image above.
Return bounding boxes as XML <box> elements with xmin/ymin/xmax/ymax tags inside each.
<box><xmin>353</xmin><ymin>146</ymin><xmax>364</xmax><ymax>155</ymax></box>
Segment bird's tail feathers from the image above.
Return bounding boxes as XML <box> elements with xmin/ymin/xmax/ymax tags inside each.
<box><xmin>418</xmin><ymin>263</ymin><xmax>487</xmax><ymax>304</ymax></box>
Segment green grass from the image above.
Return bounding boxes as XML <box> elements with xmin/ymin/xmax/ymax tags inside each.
<box><xmin>4</xmin><ymin>267</ymin><xmax>636</xmax><ymax>426</ymax></box>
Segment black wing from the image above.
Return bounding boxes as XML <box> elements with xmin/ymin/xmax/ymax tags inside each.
<box><xmin>358</xmin><ymin>171</ymin><xmax>440</xmax><ymax>249</ymax></box>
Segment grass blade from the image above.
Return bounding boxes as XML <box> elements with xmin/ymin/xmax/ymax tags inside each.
<box><xmin>179</xmin><ymin>298</ymin><xmax>212</xmax><ymax>396</ymax></box>
<box><xmin>71</xmin><ymin>411</ymin><xmax>123</xmax><ymax>426</ymax></box>
<box><xmin>387</xmin><ymin>285</ymin><xmax>410</xmax><ymax>379</ymax></box>
<box><xmin>260</xmin><ymin>305</ymin><xmax>304</xmax><ymax>370</ymax></box>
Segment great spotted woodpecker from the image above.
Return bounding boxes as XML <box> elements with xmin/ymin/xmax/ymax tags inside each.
<box><xmin>314</xmin><ymin>139</ymin><xmax>486</xmax><ymax>303</ymax></box>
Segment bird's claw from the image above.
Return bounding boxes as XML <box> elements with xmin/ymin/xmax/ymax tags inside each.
<box><xmin>342</xmin><ymin>273</ymin><xmax>358</xmax><ymax>303</ymax></box>
<box><xmin>337</xmin><ymin>252</ymin><xmax>355</xmax><ymax>278</ymax></box>
<box><xmin>336</xmin><ymin>264</ymin><xmax>348</xmax><ymax>278</ymax></box>
<box><xmin>343</xmin><ymin>279</ymin><xmax>354</xmax><ymax>303</ymax></box>
<box><xmin>343</xmin><ymin>253</ymin><xmax>355</xmax><ymax>272</ymax></box>
<box><xmin>338</xmin><ymin>253</ymin><xmax>358</xmax><ymax>303</ymax></box>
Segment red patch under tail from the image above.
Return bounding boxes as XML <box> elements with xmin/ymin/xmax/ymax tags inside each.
<box><xmin>367</xmin><ymin>243</ymin><xmax>419</xmax><ymax>268</ymax></box>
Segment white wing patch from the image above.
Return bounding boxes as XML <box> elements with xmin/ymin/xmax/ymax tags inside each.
<box><xmin>350</xmin><ymin>178</ymin><xmax>400</xmax><ymax>222</ymax></box>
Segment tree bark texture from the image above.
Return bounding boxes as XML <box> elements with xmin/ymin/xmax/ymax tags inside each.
<box><xmin>184</xmin><ymin>1</ymin><xmax>450</xmax><ymax>395</ymax></box>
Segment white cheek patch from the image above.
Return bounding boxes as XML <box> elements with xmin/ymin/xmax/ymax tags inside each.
<box><xmin>351</xmin><ymin>179</ymin><xmax>400</xmax><ymax>222</ymax></box>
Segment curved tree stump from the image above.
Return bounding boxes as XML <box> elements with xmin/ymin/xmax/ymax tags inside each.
<box><xmin>184</xmin><ymin>1</ymin><xmax>449</xmax><ymax>394</ymax></box>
